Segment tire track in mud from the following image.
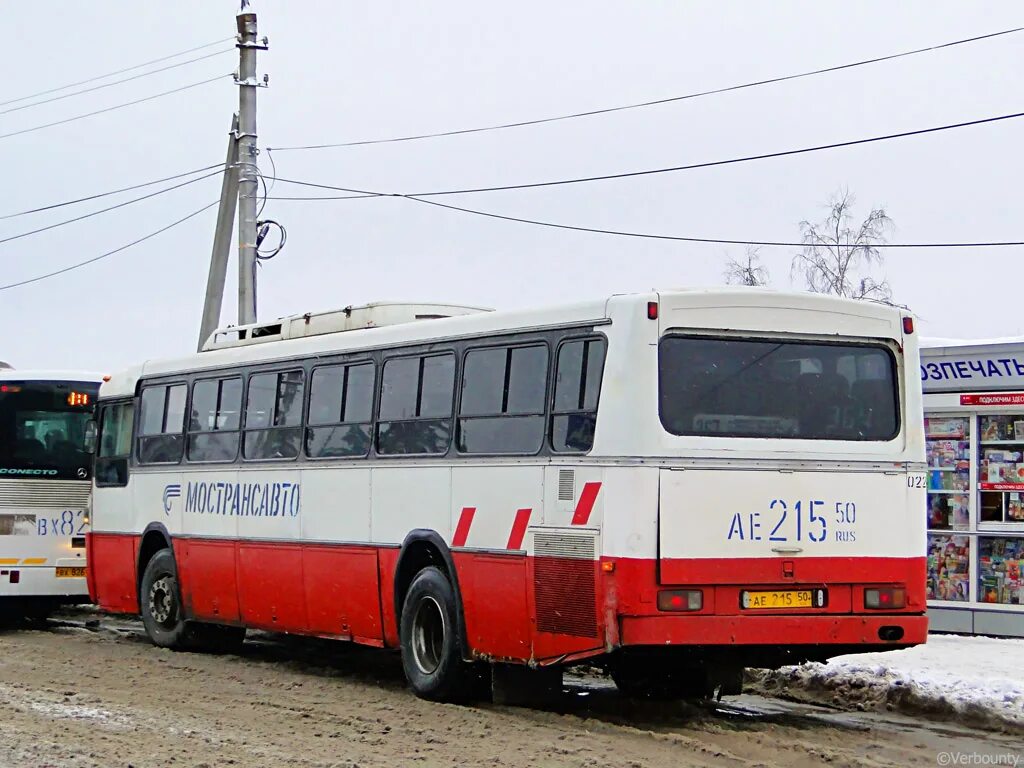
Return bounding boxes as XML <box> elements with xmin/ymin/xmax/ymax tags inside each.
<box><xmin>0</xmin><ymin>609</ymin><xmax>1017</xmax><ymax>768</ymax></box>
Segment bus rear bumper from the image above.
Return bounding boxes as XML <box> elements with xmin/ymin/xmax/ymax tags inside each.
<box><xmin>619</xmin><ymin>613</ymin><xmax>928</xmax><ymax>648</ymax></box>
<box><xmin>0</xmin><ymin>565</ymin><xmax>89</xmax><ymax>599</ymax></box>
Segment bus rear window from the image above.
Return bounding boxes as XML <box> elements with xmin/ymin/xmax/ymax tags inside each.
<box><xmin>658</xmin><ymin>336</ymin><xmax>899</xmax><ymax>441</ymax></box>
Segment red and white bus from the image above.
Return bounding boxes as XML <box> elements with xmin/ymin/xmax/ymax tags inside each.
<box><xmin>87</xmin><ymin>292</ymin><xmax>927</xmax><ymax>700</ymax></box>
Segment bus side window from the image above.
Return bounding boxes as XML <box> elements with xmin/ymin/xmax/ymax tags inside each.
<box><xmin>96</xmin><ymin>402</ymin><xmax>133</xmax><ymax>487</ymax></box>
<box><xmin>137</xmin><ymin>383</ymin><xmax>186</xmax><ymax>464</ymax></box>
<box><xmin>306</xmin><ymin>362</ymin><xmax>374</xmax><ymax>459</ymax></box>
<box><xmin>377</xmin><ymin>353</ymin><xmax>455</xmax><ymax>455</ymax></box>
<box><xmin>458</xmin><ymin>343</ymin><xmax>548</xmax><ymax>455</ymax></box>
<box><xmin>551</xmin><ymin>337</ymin><xmax>606</xmax><ymax>453</ymax></box>
<box><xmin>243</xmin><ymin>370</ymin><xmax>305</xmax><ymax>461</ymax></box>
<box><xmin>187</xmin><ymin>377</ymin><xmax>243</xmax><ymax>463</ymax></box>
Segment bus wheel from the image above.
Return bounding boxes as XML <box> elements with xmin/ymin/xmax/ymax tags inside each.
<box><xmin>399</xmin><ymin>566</ymin><xmax>470</xmax><ymax>702</ymax></box>
<box><xmin>139</xmin><ymin>549</ymin><xmax>190</xmax><ymax>649</ymax></box>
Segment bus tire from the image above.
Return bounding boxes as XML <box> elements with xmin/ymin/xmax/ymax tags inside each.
<box><xmin>139</xmin><ymin>549</ymin><xmax>190</xmax><ymax>650</ymax></box>
<box><xmin>399</xmin><ymin>566</ymin><xmax>471</xmax><ymax>702</ymax></box>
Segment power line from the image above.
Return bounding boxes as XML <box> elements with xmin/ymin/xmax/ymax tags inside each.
<box><xmin>0</xmin><ymin>37</ymin><xmax>234</xmax><ymax>108</ymax></box>
<box><xmin>395</xmin><ymin>195</ymin><xmax>1024</xmax><ymax>249</ymax></box>
<box><xmin>0</xmin><ymin>200</ymin><xmax>219</xmax><ymax>292</ymax></box>
<box><xmin>0</xmin><ymin>49</ymin><xmax>234</xmax><ymax>117</ymax></box>
<box><xmin>265</xmin><ymin>181</ymin><xmax>1024</xmax><ymax>248</ymax></box>
<box><xmin>0</xmin><ymin>168</ymin><xmax>225</xmax><ymax>247</ymax></box>
<box><xmin>0</xmin><ymin>163</ymin><xmax>223</xmax><ymax>221</ymax></box>
<box><xmin>267</xmin><ymin>109</ymin><xmax>1024</xmax><ymax>199</ymax></box>
<box><xmin>266</xmin><ymin>26</ymin><xmax>1024</xmax><ymax>152</ymax></box>
<box><xmin>0</xmin><ymin>73</ymin><xmax>232</xmax><ymax>142</ymax></box>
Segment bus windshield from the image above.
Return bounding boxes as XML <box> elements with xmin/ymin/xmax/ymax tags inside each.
<box><xmin>0</xmin><ymin>380</ymin><xmax>99</xmax><ymax>479</ymax></box>
<box><xmin>659</xmin><ymin>336</ymin><xmax>899</xmax><ymax>441</ymax></box>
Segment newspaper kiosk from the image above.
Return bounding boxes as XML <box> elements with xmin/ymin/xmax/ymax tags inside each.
<box><xmin>922</xmin><ymin>338</ymin><xmax>1024</xmax><ymax>637</ymax></box>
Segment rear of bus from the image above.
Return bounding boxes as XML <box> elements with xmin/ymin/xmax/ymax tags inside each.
<box><xmin>600</xmin><ymin>290</ymin><xmax>926</xmax><ymax>693</ymax></box>
<box><xmin>0</xmin><ymin>373</ymin><xmax>100</xmax><ymax>616</ymax></box>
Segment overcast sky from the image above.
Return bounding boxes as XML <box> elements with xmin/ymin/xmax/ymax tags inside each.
<box><xmin>1</xmin><ymin>1</ymin><xmax>1021</xmax><ymax>372</ymax></box>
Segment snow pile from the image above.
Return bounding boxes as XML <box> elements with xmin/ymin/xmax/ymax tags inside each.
<box><xmin>754</xmin><ymin>634</ymin><xmax>1024</xmax><ymax>731</ymax></box>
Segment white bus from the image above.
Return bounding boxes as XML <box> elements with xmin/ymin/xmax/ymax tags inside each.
<box><xmin>88</xmin><ymin>291</ymin><xmax>927</xmax><ymax>700</ymax></box>
<box><xmin>1</xmin><ymin>369</ymin><xmax>102</xmax><ymax>616</ymax></box>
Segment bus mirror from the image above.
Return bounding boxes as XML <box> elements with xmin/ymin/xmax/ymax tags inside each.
<box><xmin>84</xmin><ymin>419</ymin><xmax>98</xmax><ymax>454</ymax></box>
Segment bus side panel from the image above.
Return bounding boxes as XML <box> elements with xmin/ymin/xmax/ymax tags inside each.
<box><xmin>377</xmin><ymin>546</ymin><xmax>401</xmax><ymax>648</ymax></box>
<box><xmin>176</xmin><ymin>538</ymin><xmax>240</xmax><ymax>623</ymax></box>
<box><xmin>303</xmin><ymin>544</ymin><xmax>383</xmax><ymax>643</ymax></box>
<box><xmin>455</xmin><ymin>552</ymin><xmax>531</xmax><ymax>661</ymax></box>
<box><xmin>88</xmin><ymin>532</ymin><xmax>139</xmax><ymax>614</ymax></box>
<box><xmin>300</xmin><ymin>466</ymin><xmax>379</xmax><ymax>641</ymax></box>
<box><xmin>237</xmin><ymin>542</ymin><xmax>307</xmax><ymax>631</ymax></box>
<box><xmin>527</xmin><ymin>554</ymin><xmax>605</xmax><ymax>662</ymax></box>
<box><xmin>235</xmin><ymin>468</ymin><xmax>305</xmax><ymax>631</ymax></box>
<box><xmin>449</xmin><ymin>465</ymin><xmax>541</xmax><ymax>661</ymax></box>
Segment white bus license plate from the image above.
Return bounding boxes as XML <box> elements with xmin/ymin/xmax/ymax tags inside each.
<box><xmin>55</xmin><ymin>566</ymin><xmax>86</xmax><ymax>578</ymax></box>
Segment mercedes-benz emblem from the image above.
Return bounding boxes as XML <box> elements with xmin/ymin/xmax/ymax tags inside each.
<box><xmin>76</xmin><ymin>467</ymin><xmax>88</xmax><ymax>479</ymax></box>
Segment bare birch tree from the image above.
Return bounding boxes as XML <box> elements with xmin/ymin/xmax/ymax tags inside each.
<box><xmin>792</xmin><ymin>189</ymin><xmax>894</xmax><ymax>302</ymax></box>
<box><xmin>724</xmin><ymin>245</ymin><xmax>770</xmax><ymax>287</ymax></box>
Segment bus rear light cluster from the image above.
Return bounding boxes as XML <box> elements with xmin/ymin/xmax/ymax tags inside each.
<box><xmin>864</xmin><ymin>587</ymin><xmax>905</xmax><ymax>610</ymax></box>
<box><xmin>9</xmin><ymin>570</ymin><xmax>19</xmax><ymax>584</ymax></box>
<box><xmin>902</xmin><ymin>316</ymin><xmax>914</xmax><ymax>335</ymax></box>
<box><xmin>657</xmin><ymin>589</ymin><xmax>702</xmax><ymax>612</ymax></box>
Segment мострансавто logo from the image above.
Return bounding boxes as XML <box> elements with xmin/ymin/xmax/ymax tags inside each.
<box><xmin>162</xmin><ymin>481</ymin><xmax>300</xmax><ymax>518</ymax></box>
<box><xmin>162</xmin><ymin>484</ymin><xmax>181</xmax><ymax>515</ymax></box>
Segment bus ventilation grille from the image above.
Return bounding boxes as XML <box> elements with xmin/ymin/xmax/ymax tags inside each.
<box><xmin>557</xmin><ymin>470</ymin><xmax>575</xmax><ymax>502</ymax></box>
<box><xmin>533</xmin><ymin>532</ymin><xmax>597</xmax><ymax>638</ymax></box>
<box><xmin>0</xmin><ymin>480</ymin><xmax>91</xmax><ymax>509</ymax></box>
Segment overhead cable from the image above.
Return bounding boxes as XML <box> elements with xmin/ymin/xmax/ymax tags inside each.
<box><xmin>0</xmin><ymin>163</ymin><xmax>224</xmax><ymax>220</ymax></box>
<box><xmin>264</xmin><ymin>180</ymin><xmax>1024</xmax><ymax>248</ymax></box>
<box><xmin>266</xmin><ymin>109</ymin><xmax>1024</xmax><ymax>200</ymax></box>
<box><xmin>0</xmin><ymin>37</ymin><xmax>235</xmax><ymax>108</ymax></box>
<box><xmin>0</xmin><ymin>49</ymin><xmax>235</xmax><ymax>117</ymax></box>
<box><xmin>0</xmin><ymin>200</ymin><xmax>219</xmax><ymax>291</ymax></box>
<box><xmin>0</xmin><ymin>168</ymin><xmax>225</xmax><ymax>247</ymax></box>
<box><xmin>266</xmin><ymin>26</ymin><xmax>1024</xmax><ymax>151</ymax></box>
<box><xmin>395</xmin><ymin>195</ymin><xmax>1024</xmax><ymax>249</ymax></box>
<box><xmin>0</xmin><ymin>73</ymin><xmax>232</xmax><ymax>141</ymax></box>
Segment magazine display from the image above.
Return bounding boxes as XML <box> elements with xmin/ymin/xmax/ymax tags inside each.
<box><xmin>978</xmin><ymin>536</ymin><xmax>1024</xmax><ymax>605</ymax></box>
<box><xmin>926</xmin><ymin>534</ymin><xmax>970</xmax><ymax>602</ymax></box>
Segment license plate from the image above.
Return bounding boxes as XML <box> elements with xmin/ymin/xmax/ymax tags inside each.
<box><xmin>55</xmin><ymin>566</ymin><xmax>86</xmax><ymax>578</ymax></box>
<box><xmin>741</xmin><ymin>589</ymin><xmax>826</xmax><ymax>609</ymax></box>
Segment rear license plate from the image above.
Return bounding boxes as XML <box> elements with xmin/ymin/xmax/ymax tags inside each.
<box><xmin>741</xmin><ymin>589</ymin><xmax>826</xmax><ymax>609</ymax></box>
<box><xmin>55</xmin><ymin>566</ymin><xmax>86</xmax><ymax>578</ymax></box>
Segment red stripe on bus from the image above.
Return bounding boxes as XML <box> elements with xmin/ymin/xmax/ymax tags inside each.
<box><xmin>452</xmin><ymin>507</ymin><xmax>476</xmax><ymax>547</ymax></box>
<box><xmin>571</xmin><ymin>482</ymin><xmax>602</xmax><ymax>525</ymax></box>
<box><xmin>506</xmin><ymin>508</ymin><xmax>532</xmax><ymax>550</ymax></box>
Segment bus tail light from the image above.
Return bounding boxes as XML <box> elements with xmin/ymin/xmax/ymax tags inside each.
<box><xmin>9</xmin><ymin>570</ymin><xmax>19</xmax><ymax>584</ymax></box>
<box><xmin>657</xmin><ymin>589</ymin><xmax>702</xmax><ymax>612</ymax></box>
<box><xmin>646</xmin><ymin>301</ymin><xmax>659</xmax><ymax>320</ymax></box>
<box><xmin>902</xmin><ymin>316</ymin><xmax>914</xmax><ymax>335</ymax></box>
<box><xmin>865</xmin><ymin>587</ymin><xmax>905</xmax><ymax>610</ymax></box>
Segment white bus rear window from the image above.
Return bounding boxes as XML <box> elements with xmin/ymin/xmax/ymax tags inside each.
<box><xmin>658</xmin><ymin>336</ymin><xmax>899</xmax><ymax>441</ymax></box>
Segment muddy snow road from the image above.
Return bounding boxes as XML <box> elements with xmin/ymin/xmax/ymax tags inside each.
<box><xmin>0</xmin><ymin>610</ymin><xmax>1018</xmax><ymax>768</ymax></box>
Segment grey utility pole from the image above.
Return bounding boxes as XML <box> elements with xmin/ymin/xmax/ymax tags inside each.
<box><xmin>236</xmin><ymin>1</ymin><xmax>267</xmax><ymax>326</ymax></box>
<box><xmin>196</xmin><ymin>114</ymin><xmax>240</xmax><ymax>352</ymax></box>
